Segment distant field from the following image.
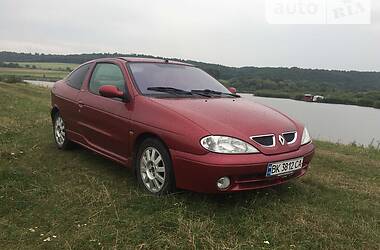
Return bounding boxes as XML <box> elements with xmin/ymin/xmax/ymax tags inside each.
<box><xmin>0</xmin><ymin>82</ymin><xmax>379</xmax><ymax>249</ymax></box>
<box><xmin>8</xmin><ymin>62</ymin><xmax>78</xmax><ymax>71</ymax></box>
<box><xmin>0</xmin><ymin>62</ymin><xmax>77</xmax><ymax>82</ymax></box>
<box><xmin>0</xmin><ymin>67</ymin><xmax>68</xmax><ymax>81</ymax></box>
<box><xmin>1</xmin><ymin>51</ymin><xmax>380</xmax><ymax>109</ymax></box>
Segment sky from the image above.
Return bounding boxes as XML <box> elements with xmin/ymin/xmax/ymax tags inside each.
<box><xmin>0</xmin><ymin>0</ymin><xmax>379</xmax><ymax>71</ymax></box>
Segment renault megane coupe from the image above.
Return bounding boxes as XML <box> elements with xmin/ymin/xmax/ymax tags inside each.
<box><xmin>51</xmin><ymin>57</ymin><xmax>315</xmax><ymax>194</ymax></box>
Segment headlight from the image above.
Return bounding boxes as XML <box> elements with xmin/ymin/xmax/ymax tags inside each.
<box><xmin>200</xmin><ymin>136</ymin><xmax>259</xmax><ymax>154</ymax></box>
<box><xmin>301</xmin><ymin>127</ymin><xmax>312</xmax><ymax>145</ymax></box>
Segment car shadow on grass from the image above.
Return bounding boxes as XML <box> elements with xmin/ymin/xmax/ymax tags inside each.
<box><xmin>54</xmin><ymin>142</ymin><xmax>306</xmax><ymax>209</ymax></box>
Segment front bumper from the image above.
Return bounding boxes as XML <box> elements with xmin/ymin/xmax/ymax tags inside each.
<box><xmin>170</xmin><ymin>143</ymin><xmax>315</xmax><ymax>193</ymax></box>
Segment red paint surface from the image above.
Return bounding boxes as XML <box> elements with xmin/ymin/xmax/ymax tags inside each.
<box><xmin>51</xmin><ymin>57</ymin><xmax>315</xmax><ymax>193</ymax></box>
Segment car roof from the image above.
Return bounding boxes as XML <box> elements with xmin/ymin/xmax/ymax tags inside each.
<box><xmin>76</xmin><ymin>57</ymin><xmax>194</xmax><ymax>70</ymax></box>
<box><xmin>118</xmin><ymin>57</ymin><xmax>193</xmax><ymax>66</ymax></box>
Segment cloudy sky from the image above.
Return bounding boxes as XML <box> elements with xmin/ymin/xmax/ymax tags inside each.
<box><xmin>0</xmin><ymin>0</ymin><xmax>379</xmax><ymax>71</ymax></box>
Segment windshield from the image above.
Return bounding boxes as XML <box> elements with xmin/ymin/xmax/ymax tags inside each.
<box><xmin>128</xmin><ymin>62</ymin><xmax>230</xmax><ymax>96</ymax></box>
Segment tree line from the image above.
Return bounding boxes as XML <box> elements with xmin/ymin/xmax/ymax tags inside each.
<box><xmin>1</xmin><ymin>51</ymin><xmax>379</xmax><ymax>108</ymax></box>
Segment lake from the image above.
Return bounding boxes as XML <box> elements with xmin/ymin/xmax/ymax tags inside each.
<box><xmin>242</xmin><ymin>94</ymin><xmax>380</xmax><ymax>147</ymax></box>
<box><xmin>24</xmin><ymin>81</ymin><xmax>380</xmax><ymax>147</ymax></box>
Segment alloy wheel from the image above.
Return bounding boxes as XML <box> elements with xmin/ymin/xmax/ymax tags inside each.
<box><xmin>139</xmin><ymin>147</ymin><xmax>166</xmax><ymax>193</ymax></box>
<box><xmin>54</xmin><ymin>116</ymin><xmax>66</xmax><ymax>146</ymax></box>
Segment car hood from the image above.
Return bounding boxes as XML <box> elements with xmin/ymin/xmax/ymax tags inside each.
<box><xmin>149</xmin><ymin>97</ymin><xmax>303</xmax><ymax>155</ymax></box>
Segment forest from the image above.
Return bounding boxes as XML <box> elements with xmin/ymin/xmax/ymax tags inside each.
<box><xmin>1</xmin><ymin>51</ymin><xmax>379</xmax><ymax>108</ymax></box>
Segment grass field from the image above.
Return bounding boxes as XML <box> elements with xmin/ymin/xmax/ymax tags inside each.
<box><xmin>0</xmin><ymin>82</ymin><xmax>379</xmax><ymax>249</ymax></box>
<box><xmin>0</xmin><ymin>67</ymin><xmax>68</xmax><ymax>81</ymax></box>
<box><xmin>8</xmin><ymin>62</ymin><xmax>79</xmax><ymax>71</ymax></box>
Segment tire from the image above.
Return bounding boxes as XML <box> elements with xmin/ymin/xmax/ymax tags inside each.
<box><xmin>53</xmin><ymin>112</ymin><xmax>73</xmax><ymax>150</ymax></box>
<box><xmin>136</xmin><ymin>138</ymin><xmax>175</xmax><ymax>195</ymax></box>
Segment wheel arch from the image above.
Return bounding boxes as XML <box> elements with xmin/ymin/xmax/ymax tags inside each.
<box><xmin>132</xmin><ymin>132</ymin><xmax>172</xmax><ymax>174</ymax></box>
<box><xmin>51</xmin><ymin>106</ymin><xmax>60</xmax><ymax>121</ymax></box>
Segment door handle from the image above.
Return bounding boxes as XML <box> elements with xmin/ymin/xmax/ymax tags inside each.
<box><xmin>78</xmin><ymin>101</ymin><xmax>84</xmax><ymax>108</ymax></box>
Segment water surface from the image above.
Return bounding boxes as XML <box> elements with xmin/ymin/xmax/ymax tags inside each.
<box><xmin>24</xmin><ymin>80</ymin><xmax>55</xmax><ymax>88</ymax></box>
<box><xmin>242</xmin><ymin>94</ymin><xmax>380</xmax><ymax>147</ymax></box>
<box><xmin>24</xmin><ymin>81</ymin><xmax>380</xmax><ymax>146</ymax></box>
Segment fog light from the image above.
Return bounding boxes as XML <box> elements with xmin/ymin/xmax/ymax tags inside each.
<box><xmin>216</xmin><ymin>177</ymin><xmax>231</xmax><ymax>190</ymax></box>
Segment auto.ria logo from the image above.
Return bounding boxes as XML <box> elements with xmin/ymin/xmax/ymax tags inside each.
<box><xmin>266</xmin><ymin>0</ymin><xmax>371</xmax><ymax>24</ymax></box>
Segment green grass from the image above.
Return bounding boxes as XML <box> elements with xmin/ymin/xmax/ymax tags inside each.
<box><xmin>0</xmin><ymin>82</ymin><xmax>379</xmax><ymax>249</ymax></box>
<box><xmin>8</xmin><ymin>62</ymin><xmax>79</xmax><ymax>71</ymax></box>
<box><xmin>0</xmin><ymin>67</ymin><xmax>68</xmax><ymax>81</ymax></box>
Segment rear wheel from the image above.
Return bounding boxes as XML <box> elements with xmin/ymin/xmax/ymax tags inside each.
<box><xmin>53</xmin><ymin>112</ymin><xmax>73</xmax><ymax>150</ymax></box>
<box><xmin>136</xmin><ymin>138</ymin><xmax>175</xmax><ymax>195</ymax></box>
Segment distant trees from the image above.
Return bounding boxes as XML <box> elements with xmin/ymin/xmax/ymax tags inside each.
<box><xmin>0</xmin><ymin>75</ymin><xmax>22</xmax><ymax>83</ymax></box>
<box><xmin>1</xmin><ymin>51</ymin><xmax>380</xmax><ymax>109</ymax></box>
<box><xmin>374</xmin><ymin>101</ymin><xmax>380</xmax><ymax>109</ymax></box>
<box><xmin>204</xmin><ymin>68</ymin><xmax>220</xmax><ymax>79</ymax></box>
<box><xmin>1</xmin><ymin>51</ymin><xmax>379</xmax><ymax>92</ymax></box>
<box><xmin>0</xmin><ymin>61</ymin><xmax>21</xmax><ymax>68</ymax></box>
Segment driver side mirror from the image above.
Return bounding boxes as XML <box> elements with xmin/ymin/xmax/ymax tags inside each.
<box><xmin>99</xmin><ymin>85</ymin><xmax>125</xmax><ymax>100</ymax></box>
<box><xmin>228</xmin><ymin>87</ymin><xmax>237</xmax><ymax>94</ymax></box>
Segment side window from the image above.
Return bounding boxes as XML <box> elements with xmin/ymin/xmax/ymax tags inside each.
<box><xmin>89</xmin><ymin>63</ymin><xmax>126</xmax><ymax>95</ymax></box>
<box><xmin>67</xmin><ymin>64</ymin><xmax>90</xmax><ymax>90</ymax></box>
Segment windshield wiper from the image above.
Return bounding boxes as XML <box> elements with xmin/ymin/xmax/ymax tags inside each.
<box><xmin>191</xmin><ymin>89</ymin><xmax>240</xmax><ymax>98</ymax></box>
<box><xmin>147</xmin><ymin>87</ymin><xmax>193</xmax><ymax>96</ymax></box>
<box><xmin>147</xmin><ymin>86</ymin><xmax>212</xmax><ymax>97</ymax></box>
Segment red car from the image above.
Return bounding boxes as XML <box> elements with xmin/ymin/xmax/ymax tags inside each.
<box><xmin>51</xmin><ymin>57</ymin><xmax>315</xmax><ymax>194</ymax></box>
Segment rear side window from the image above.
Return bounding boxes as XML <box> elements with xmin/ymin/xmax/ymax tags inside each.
<box><xmin>89</xmin><ymin>63</ymin><xmax>125</xmax><ymax>94</ymax></box>
<box><xmin>67</xmin><ymin>64</ymin><xmax>90</xmax><ymax>90</ymax></box>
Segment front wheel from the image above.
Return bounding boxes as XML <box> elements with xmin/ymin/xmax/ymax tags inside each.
<box><xmin>136</xmin><ymin>138</ymin><xmax>175</xmax><ymax>195</ymax></box>
<box><xmin>53</xmin><ymin>112</ymin><xmax>73</xmax><ymax>150</ymax></box>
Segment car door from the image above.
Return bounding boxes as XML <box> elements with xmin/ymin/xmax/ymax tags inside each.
<box><xmin>78</xmin><ymin>62</ymin><xmax>132</xmax><ymax>163</ymax></box>
<box><xmin>55</xmin><ymin>63</ymin><xmax>91</xmax><ymax>135</ymax></box>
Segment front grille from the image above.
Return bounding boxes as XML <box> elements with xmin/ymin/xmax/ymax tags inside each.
<box><xmin>283</xmin><ymin>131</ymin><xmax>297</xmax><ymax>144</ymax></box>
<box><xmin>250</xmin><ymin>134</ymin><xmax>275</xmax><ymax>147</ymax></box>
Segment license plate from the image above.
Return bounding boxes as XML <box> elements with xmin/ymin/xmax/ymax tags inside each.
<box><xmin>266</xmin><ymin>157</ymin><xmax>303</xmax><ymax>177</ymax></box>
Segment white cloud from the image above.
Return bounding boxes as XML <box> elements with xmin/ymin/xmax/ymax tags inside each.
<box><xmin>0</xmin><ymin>0</ymin><xmax>379</xmax><ymax>71</ymax></box>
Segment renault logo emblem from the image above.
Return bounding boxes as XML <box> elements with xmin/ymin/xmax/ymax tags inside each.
<box><xmin>278</xmin><ymin>135</ymin><xmax>285</xmax><ymax>145</ymax></box>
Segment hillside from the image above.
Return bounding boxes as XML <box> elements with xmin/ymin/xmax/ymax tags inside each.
<box><xmin>1</xmin><ymin>51</ymin><xmax>380</xmax><ymax>108</ymax></box>
<box><xmin>0</xmin><ymin>82</ymin><xmax>379</xmax><ymax>249</ymax></box>
<box><xmin>1</xmin><ymin>51</ymin><xmax>380</xmax><ymax>90</ymax></box>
